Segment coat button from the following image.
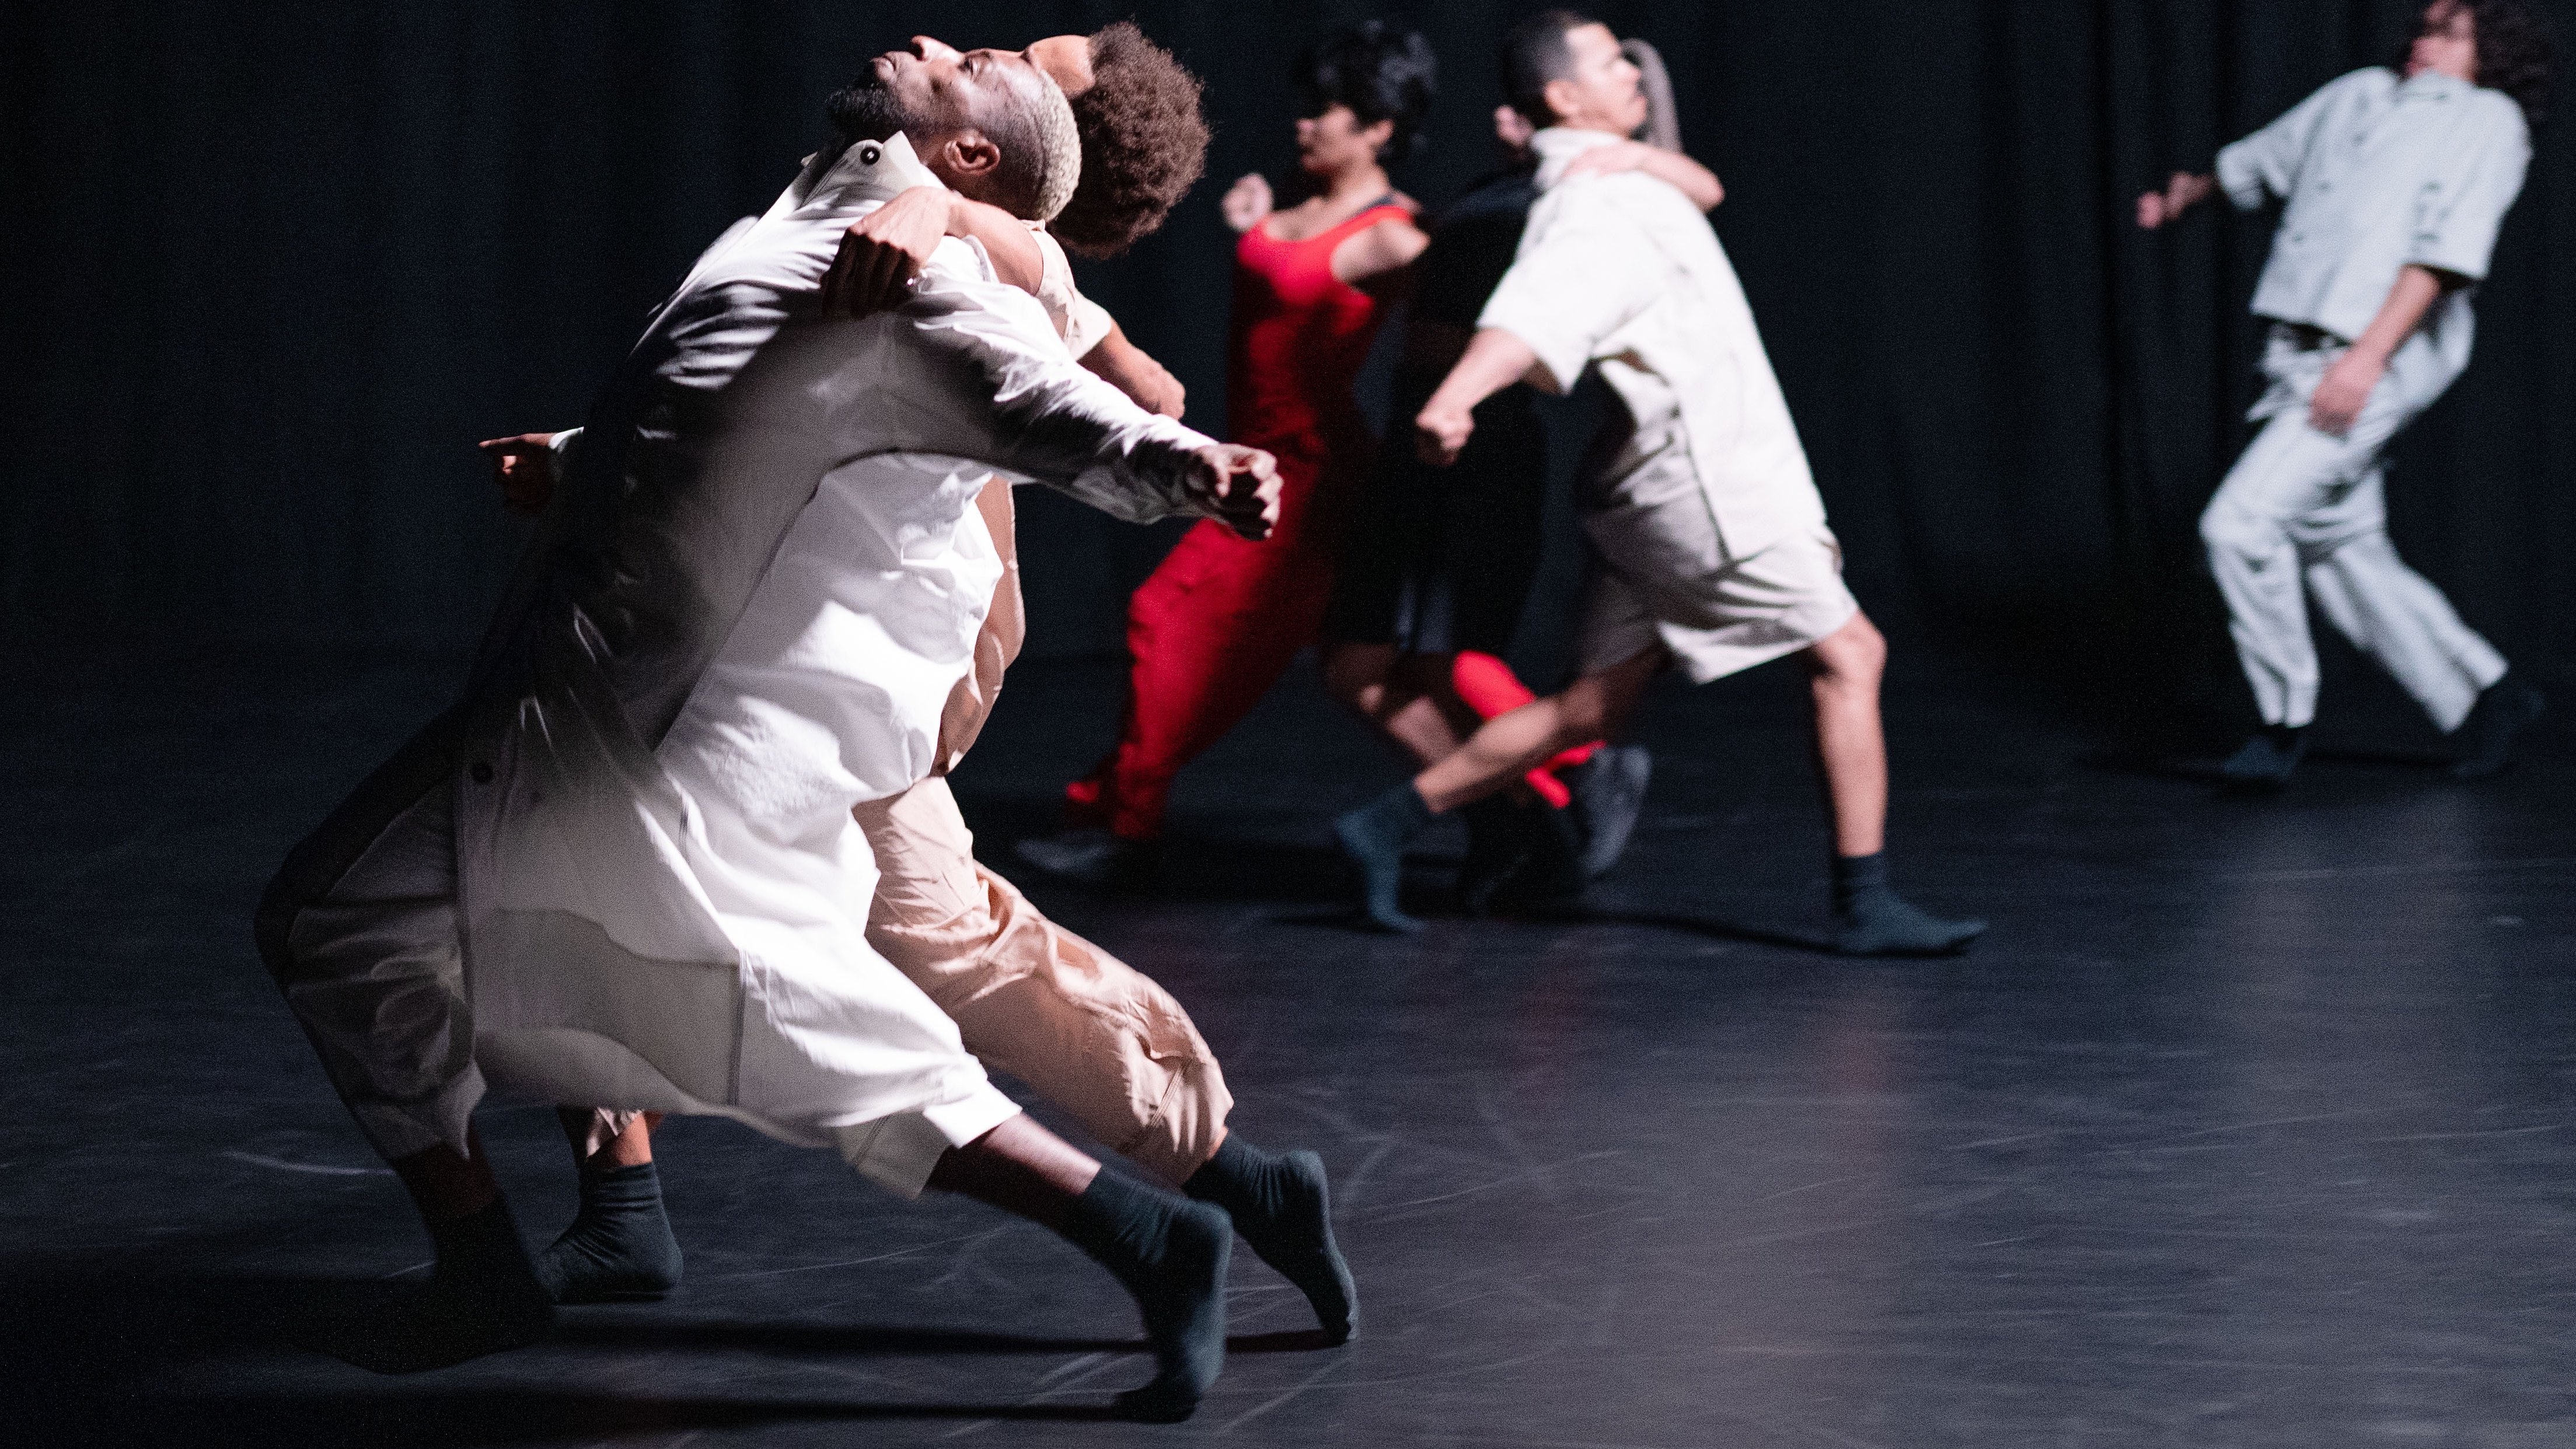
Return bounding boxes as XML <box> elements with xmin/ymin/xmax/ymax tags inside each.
<box><xmin>471</xmin><ymin>762</ymin><xmax>494</xmax><ymax>784</ymax></box>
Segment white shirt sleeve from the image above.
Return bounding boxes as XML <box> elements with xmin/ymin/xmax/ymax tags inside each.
<box><xmin>2407</xmin><ymin>99</ymin><xmax>2530</xmax><ymax>282</ymax></box>
<box><xmin>2217</xmin><ymin>70</ymin><xmax>2367</xmax><ymax>211</ymax></box>
<box><xmin>900</xmin><ymin>257</ymin><xmax>1212</xmax><ymax>524</ymax></box>
<box><xmin>1477</xmin><ymin>182</ymin><xmax>1667</xmax><ymax>393</ymax></box>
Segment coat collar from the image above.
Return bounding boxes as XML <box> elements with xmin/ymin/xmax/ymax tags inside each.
<box><xmin>787</xmin><ymin>131</ymin><xmax>948</xmax><ymax>218</ymax></box>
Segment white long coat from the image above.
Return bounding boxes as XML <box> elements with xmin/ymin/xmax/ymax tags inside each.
<box><xmin>448</xmin><ymin>135</ymin><xmax>1215</xmax><ymax>1147</ymax></box>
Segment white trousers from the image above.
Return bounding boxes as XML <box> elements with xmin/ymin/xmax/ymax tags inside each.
<box><xmin>2198</xmin><ymin>329</ymin><xmax>2504</xmax><ymax>732</ymax></box>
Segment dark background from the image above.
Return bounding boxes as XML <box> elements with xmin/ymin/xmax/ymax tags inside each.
<box><xmin>7</xmin><ymin>1</ymin><xmax>2571</xmax><ymax>731</ymax></box>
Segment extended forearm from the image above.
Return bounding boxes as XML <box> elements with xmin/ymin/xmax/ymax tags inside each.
<box><xmin>1426</xmin><ymin>327</ymin><xmax>1543</xmax><ymax>415</ymax></box>
<box><xmin>2348</xmin><ymin>265</ymin><xmax>2446</xmax><ymax>366</ymax></box>
<box><xmin>939</xmin><ymin>195</ymin><xmax>1045</xmax><ymax>295</ymax></box>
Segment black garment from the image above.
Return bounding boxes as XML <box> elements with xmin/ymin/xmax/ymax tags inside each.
<box><xmin>1324</xmin><ymin>166</ymin><xmax>1549</xmax><ymax>657</ymax></box>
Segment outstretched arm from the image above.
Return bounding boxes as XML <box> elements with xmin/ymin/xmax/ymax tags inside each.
<box><xmin>1413</xmin><ymin>329</ymin><xmax>1543</xmax><ymax>465</ymax></box>
<box><xmin>1080</xmin><ymin>322</ymin><xmax>1186</xmax><ymax>418</ymax></box>
<box><xmin>2307</xmin><ymin>264</ymin><xmax>2446</xmax><ymax>437</ymax></box>
<box><xmin>905</xmin><ymin>266</ymin><xmax>1278</xmax><ymax>537</ymax></box>
<box><xmin>2135</xmin><ymin>170</ymin><xmax>2214</xmax><ymax>229</ymax></box>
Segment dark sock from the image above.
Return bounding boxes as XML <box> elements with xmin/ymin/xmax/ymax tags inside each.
<box><xmin>1334</xmin><ymin>785</ymin><xmax>1433</xmax><ymax>933</ymax></box>
<box><xmin>2452</xmin><ymin>674</ymin><xmax>2544</xmax><ymax>779</ymax></box>
<box><xmin>1184</xmin><ymin>1134</ymin><xmax>1356</xmax><ymax>1344</ymax></box>
<box><xmin>535</xmin><ymin>1160</ymin><xmax>683</xmax><ymax>1304</ymax></box>
<box><xmin>335</xmin><ymin>1197</ymin><xmax>555</xmax><ymax>1374</ymax></box>
<box><xmin>2218</xmin><ymin>724</ymin><xmax>2306</xmax><ymax>790</ymax></box>
<box><xmin>1830</xmin><ymin>852</ymin><xmax>1986</xmax><ymax>958</ymax></box>
<box><xmin>1059</xmin><ymin>1168</ymin><xmax>1233</xmax><ymax>1422</ymax></box>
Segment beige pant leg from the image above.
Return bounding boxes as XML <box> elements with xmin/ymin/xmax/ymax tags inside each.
<box><xmin>852</xmin><ymin>778</ymin><xmax>1232</xmax><ymax>1186</ymax></box>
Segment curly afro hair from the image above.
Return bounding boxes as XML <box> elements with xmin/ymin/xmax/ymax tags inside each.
<box><xmin>2394</xmin><ymin>0</ymin><xmax>2556</xmax><ymax>127</ymax></box>
<box><xmin>1050</xmin><ymin>23</ymin><xmax>1212</xmax><ymax>258</ymax></box>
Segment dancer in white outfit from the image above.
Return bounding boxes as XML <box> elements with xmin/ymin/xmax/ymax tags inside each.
<box><xmin>256</xmin><ymin>41</ymin><xmax>1277</xmax><ymax>1420</ymax></box>
<box><xmin>2139</xmin><ymin>0</ymin><xmax>2553</xmax><ymax>786</ymax></box>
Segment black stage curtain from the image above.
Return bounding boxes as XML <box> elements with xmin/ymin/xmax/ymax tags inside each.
<box><xmin>6</xmin><ymin>2</ymin><xmax>2571</xmax><ymax>717</ymax></box>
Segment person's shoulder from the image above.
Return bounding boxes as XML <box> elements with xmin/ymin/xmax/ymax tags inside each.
<box><xmin>2462</xmin><ymin>86</ymin><xmax>2530</xmax><ymax>145</ymax></box>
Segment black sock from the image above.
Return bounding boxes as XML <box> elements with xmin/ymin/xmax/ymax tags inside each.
<box><xmin>1830</xmin><ymin>851</ymin><xmax>1986</xmax><ymax>957</ymax></box>
<box><xmin>1059</xmin><ymin>1168</ymin><xmax>1233</xmax><ymax>1422</ymax></box>
<box><xmin>334</xmin><ymin>1197</ymin><xmax>555</xmax><ymax>1374</ymax></box>
<box><xmin>1185</xmin><ymin>1134</ymin><xmax>1356</xmax><ymax>1343</ymax></box>
<box><xmin>1334</xmin><ymin>785</ymin><xmax>1433</xmax><ymax>932</ymax></box>
<box><xmin>536</xmin><ymin>1160</ymin><xmax>683</xmax><ymax>1304</ymax></box>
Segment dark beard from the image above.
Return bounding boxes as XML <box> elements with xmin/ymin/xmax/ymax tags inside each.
<box><xmin>825</xmin><ymin>71</ymin><xmax>916</xmax><ymax>146</ymax></box>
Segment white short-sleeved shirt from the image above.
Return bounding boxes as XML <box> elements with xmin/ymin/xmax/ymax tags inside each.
<box><xmin>1029</xmin><ymin>225</ymin><xmax>1114</xmax><ymax>360</ymax></box>
<box><xmin>1478</xmin><ymin>127</ymin><xmax>1826</xmax><ymax>564</ymax></box>
<box><xmin>2217</xmin><ymin>67</ymin><xmax>2529</xmax><ymax>376</ymax></box>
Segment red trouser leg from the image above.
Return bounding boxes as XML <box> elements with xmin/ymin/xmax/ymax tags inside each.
<box><xmin>1450</xmin><ymin>651</ymin><xmax>1601</xmax><ymax>807</ymax></box>
<box><xmin>1073</xmin><ymin>518</ymin><xmax>1335</xmax><ymax>840</ymax></box>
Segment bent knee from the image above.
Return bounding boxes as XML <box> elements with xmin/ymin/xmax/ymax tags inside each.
<box><xmin>1810</xmin><ymin>612</ymin><xmax>1887</xmax><ymax>682</ymax></box>
<box><xmin>2199</xmin><ymin>497</ymin><xmax>2280</xmax><ymax>557</ymax></box>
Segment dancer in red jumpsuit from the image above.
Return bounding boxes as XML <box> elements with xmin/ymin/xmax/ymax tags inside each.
<box><xmin>1020</xmin><ymin>22</ymin><xmax>1437</xmax><ymax>884</ymax></box>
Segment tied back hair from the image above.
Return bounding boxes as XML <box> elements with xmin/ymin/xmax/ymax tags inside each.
<box><xmin>1624</xmin><ymin>37</ymin><xmax>1680</xmax><ymax>150</ymax></box>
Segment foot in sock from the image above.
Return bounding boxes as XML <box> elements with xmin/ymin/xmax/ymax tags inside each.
<box><xmin>536</xmin><ymin>1160</ymin><xmax>683</xmax><ymax>1304</ymax></box>
<box><xmin>1831</xmin><ymin>852</ymin><xmax>1985</xmax><ymax>957</ymax></box>
<box><xmin>1014</xmin><ymin>829</ymin><xmax>1154</xmax><ymax>890</ymax></box>
<box><xmin>1185</xmin><ymin>1135</ymin><xmax>1356</xmax><ymax>1344</ymax></box>
<box><xmin>1568</xmin><ymin>745</ymin><xmax>1652</xmax><ymax>879</ymax></box>
<box><xmin>2452</xmin><ymin>675</ymin><xmax>2544</xmax><ymax>779</ymax></box>
<box><xmin>333</xmin><ymin>1198</ymin><xmax>556</xmax><ymax>1374</ymax></box>
<box><xmin>1059</xmin><ymin>1169</ymin><xmax>1233</xmax><ymax>1422</ymax></box>
<box><xmin>1334</xmin><ymin>786</ymin><xmax>1431</xmax><ymax>933</ymax></box>
<box><xmin>2218</xmin><ymin>724</ymin><xmax>2306</xmax><ymax>791</ymax></box>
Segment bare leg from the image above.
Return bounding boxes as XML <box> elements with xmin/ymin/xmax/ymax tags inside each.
<box><xmin>924</xmin><ymin>1113</ymin><xmax>1102</xmax><ymax>1231</ymax></box>
<box><xmin>1803</xmin><ymin>613</ymin><xmax>1889</xmax><ymax>858</ymax></box>
<box><xmin>552</xmin><ymin>1106</ymin><xmax>663</xmax><ymax>1171</ymax></box>
<box><xmin>1335</xmin><ymin>649</ymin><xmax>1663</xmax><ymax>931</ymax></box>
<box><xmin>1323</xmin><ymin>643</ymin><xmax>1470</xmax><ymax>768</ymax></box>
<box><xmin>1415</xmin><ymin>647</ymin><xmax>1665</xmax><ymax>812</ymax></box>
<box><xmin>1802</xmin><ymin>612</ymin><xmax>1984</xmax><ymax>955</ymax></box>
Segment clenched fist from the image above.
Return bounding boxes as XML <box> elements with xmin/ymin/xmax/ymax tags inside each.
<box><xmin>478</xmin><ymin>432</ymin><xmax>560</xmax><ymax>516</ymax></box>
<box><xmin>1187</xmin><ymin>444</ymin><xmax>1281</xmax><ymax>540</ymax></box>
<box><xmin>820</xmin><ymin>186</ymin><xmax>951</xmax><ymax>318</ymax></box>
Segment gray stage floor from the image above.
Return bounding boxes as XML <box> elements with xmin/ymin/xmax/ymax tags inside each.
<box><xmin>5</xmin><ymin>650</ymin><xmax>2571</xmax><ymax>1447</ymax></box>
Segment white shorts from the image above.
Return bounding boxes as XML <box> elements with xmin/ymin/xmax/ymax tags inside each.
<box><xmin>1580</xmin><ymin>522</ymin><xmax>1858</xmax><ymax>685</ymax></box>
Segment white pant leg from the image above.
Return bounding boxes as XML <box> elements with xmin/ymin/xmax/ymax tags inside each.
<box><xmin>2302</xmin><ymin>519</ymin><xmax>2506</xmax><ymax>733</ymax></box>
<box><xmin>2200</xmin><ymin>409</ymin><xmax>2343</xmax><ymax>727</ymax></box>
<box><xmin>277</xmin><ymin>783</ymin><xmax>487</xmax><ymax>1161</ymax></box>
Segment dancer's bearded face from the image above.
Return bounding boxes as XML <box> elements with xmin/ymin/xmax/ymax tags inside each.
<box><xmin>859</xmin><ymin>36</ymin><xmax>1054</xmax><ymax>142</ymax></box>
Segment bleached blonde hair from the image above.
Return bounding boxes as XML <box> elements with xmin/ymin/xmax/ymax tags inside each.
<box><xmin>1028</xmin><ymin>69</ymin><xmax>1083</xmax><ymax>221</ymax></box>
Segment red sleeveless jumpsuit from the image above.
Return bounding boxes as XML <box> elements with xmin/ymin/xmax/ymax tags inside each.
<box><xmin>1066</xmin><ymin>201</ymin><xmax>1412</xmax><ymax>841</ymax></box>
